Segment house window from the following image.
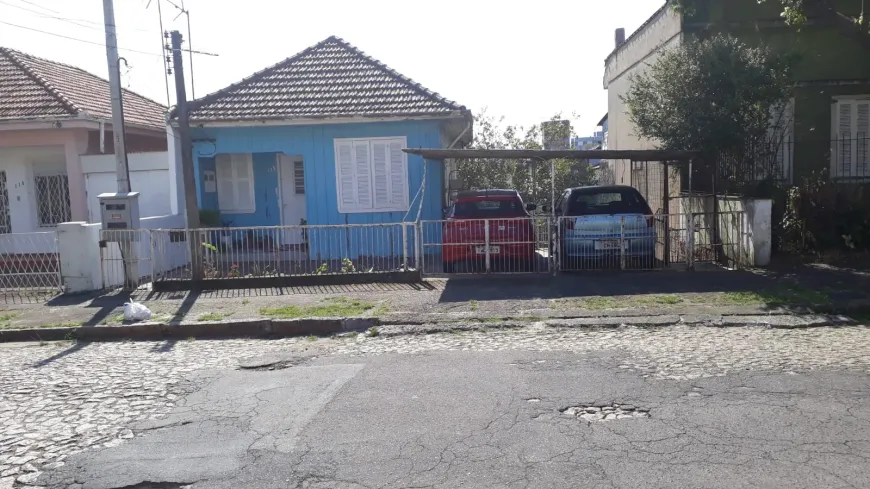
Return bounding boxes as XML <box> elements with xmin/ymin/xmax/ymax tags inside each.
<box><xmin>35</xmin><ymin>174</ymin><xmax>71</xmax><ymax>227</ymax></box>
<box><xmin>0</xmin><ymin>172</ymin><xmax>9</xmax><ymax>234</ymax></box>
<box><xmin>334</xmin><ymin>137</ymin><xmax>408</xmax><ymax>213</ymax></box>
<box><xmin>216</xmin><ymin>153</ymin><xmax>255</xmax><ymax>213</ymax></box>
<box><xmin>294</xmin><ymin>161</ymin><xmax>305</xmax><ymax>195</ymax></box>
<box><xmin>832</xmin><ymin>97</ymin><xmax>870</xmax><ymax>179</ymax></box>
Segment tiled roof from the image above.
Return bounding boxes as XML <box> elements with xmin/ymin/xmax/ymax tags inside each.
<box><xmin>0</xmin><ymin>47</ymin><xmax>167</xmax><ymax>130</ymax></box>
<box><xmin>186</xmin><ymin>36</ymin><xmax>466</xmax><ymax>122</ymax></box>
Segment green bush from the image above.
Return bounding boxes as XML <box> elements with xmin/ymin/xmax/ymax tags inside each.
<box><xmin>780</xmin><ymin>172</ymin><xmax>870</xmax><ymax>253</ymax></box>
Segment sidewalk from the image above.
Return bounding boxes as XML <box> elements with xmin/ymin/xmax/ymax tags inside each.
<box><xmin>1</xmin><ymin>265</ymin><xmax>868</xmax><ymax>336</ymax></box>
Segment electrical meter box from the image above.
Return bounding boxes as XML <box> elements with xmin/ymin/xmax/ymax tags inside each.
<box><xmin>98</xmin><ymin>192</ymin><xmax>140</xmax><ymax>240</ymax></box>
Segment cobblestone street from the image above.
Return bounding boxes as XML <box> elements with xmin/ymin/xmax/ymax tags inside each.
<box><xmin>2</xmin><ymin>324</ymin><xmax>870</xmax><ymax>487</ymax></box>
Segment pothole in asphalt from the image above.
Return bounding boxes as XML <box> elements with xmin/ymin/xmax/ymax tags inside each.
<box><xmin>237</xmin><ymin>353</ymin><xmax>313</xmax><ymax>371</ymax></box>
<box><xmin>560</xmin><ymin>403</ymin><xmax>650</xmax><ymax>421</ymax></box>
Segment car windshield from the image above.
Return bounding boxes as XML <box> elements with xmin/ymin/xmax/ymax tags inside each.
<box><xmin>567</xmin><ymin>189</ymin><xmax>650</xmax><ymax>216</ymax></box>
<box><xmin>453</xmin><ymin>199</ymin><xmax>525</xmax><ymax>218</ymax></box>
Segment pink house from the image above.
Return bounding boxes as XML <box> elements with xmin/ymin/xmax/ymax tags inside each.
<box><xmin>0</xmin><ymin>47</ymin><xmax>167</xmax><ymax>234</ymax></box>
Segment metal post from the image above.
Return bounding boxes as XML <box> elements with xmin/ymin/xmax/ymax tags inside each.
<box><xmin>170</xmin><ymin>30</ymin><xmax>203</xmax><ymax>280</ymax></box>
<box><xmin>416</xmin><ymin>221</ymin><xmax>423</xmax><ymax>272</ymax></box>
<box><xmin>712</xmin><ymin>157</ymin><xmax>721</xmax><ymax>265</ymax></box>
<box><xmin>620</xmin><ymin>216</ymin><xmax>626</xmax><ymax>270</ymax></box>
<box><xmin>402</xmin><ymin>223</ymin><xmax>408</xmax><ymax>270</ymax></box>
<box><xmin>663</xmin><ymin>160</ymin><xmax>670</xmax><ymax>267</ymax></box>
<box><xmin>550</xmin><ymin>159</ymin><xmax>556</xmax><ymax>274</ymax></box>
<box><xmin>484</xmin><ymin>219</ymin><xmax>491</xmax><ymax>273</ymax></box>
<box><xmin>102</xmin><ymin>0</ymin><xmax>131</xmax><ymax>193</ymax></box>
<box><xmin>688</xmin><ymin>213</ymin><xmax>696</xmax><ymax>271</ymax></box>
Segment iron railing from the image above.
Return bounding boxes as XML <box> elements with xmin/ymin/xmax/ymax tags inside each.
<box><xmin>148</xmin><ymin>223</ymin><xmax>415</xmax><ymax>283</ymax></box>
<box><xmin>0</xmin><ymin>231</ymin><xmax>61</xmax><ymax>299</ymax></box>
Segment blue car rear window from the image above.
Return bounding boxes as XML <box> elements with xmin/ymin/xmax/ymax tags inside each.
<box><xmin>567</xmin><ymin>190</ymin><xmax>650</xmax><ymax>216</ymax></box>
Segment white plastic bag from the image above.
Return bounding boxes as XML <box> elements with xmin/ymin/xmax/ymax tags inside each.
<box><xmin>123</xmin><ymin>302</ymin><xmax>152</xmax><ymax>322</ymax></box>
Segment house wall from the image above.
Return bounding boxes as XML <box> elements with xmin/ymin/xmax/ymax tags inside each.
<box><xmin>678</xmin><ymin>0</ymin><xmax>869</xmax><ymax>181</ymax></box>
<box><xmin>190</xmin><ymin>120</ymin><xmax>445</xmax><ymax>259</ymax></box>
<box><xmin>80</xmin><ymin>151</ymin><xmax>174</xmax><ymax>222</ymax></box>
<box><xmin>85</xmin><ymin>129</ymin><xmax>168</xmax><ymax>155</ymax></box>
<box><xmin>0</xmin><ymin>129</ymin><xmax>89</xmax><ymax>224</ymax></box>
<box><xmin>603</xmin><ymin>6</ymin><xmax>682</xmax><ymax>185</ymax></box>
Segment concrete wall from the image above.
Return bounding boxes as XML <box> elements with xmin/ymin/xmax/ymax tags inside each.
<box><xmin>603</xmin><ymin>6</ymin><xmax>682</xmax><ymax>185</ymax></box>
<box><xmin>678</xmin><ymin>195</ymin><xmax>772</xmax><ymax>267</ymax></box>
<box><xmin>80</xmin><ymin>151</ymin><xmax>175</xmax><ymax>222</ymax></box>
<box><xmin>59</xmin><ymin>213</ymin><xmax>186</xmax><ymax>293</ymax></box>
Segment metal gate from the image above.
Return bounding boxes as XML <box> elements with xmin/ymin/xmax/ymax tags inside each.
<box><xmin>0</xmin><ymin>231</ymin><xmax>62</xmax><ymax>300</ymax></box>
<box><xmin>419</xmin><ymin>217</ymin><xmax>551</xmax><ymax>275</ymax></box>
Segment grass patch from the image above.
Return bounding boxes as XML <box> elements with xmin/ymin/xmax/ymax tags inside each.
<box><xmin>554</xmin><ymin>284</ymin><xmax>831</xmax><ymax>311</ymax></box>
<box><xmin>469</xmin><ymin>300</ymin><xmax>479</xmax><ymax>311</ymax></box>
<box><xmin>35</xmin><ymin>321</ymin><xmax>85</xmax><ymax>329</ymax></box>
<box><xmin>259</xmin><ymin>298</ymin><xmax>375</xmax><ymax>319</ymax></box>
<box><xmin>197</xmin><ymin>312</ymin><xmax>232</xmax><ymax>322</ymax></box>
<box><xmin>0</xmin><ymin>312</ymin><xmax>19</xmax><ymax>322</ymax></box>
<box><xmin>242</xmin><ymin>299</ymin><xmax>250</xmax><ymax>306</ymax></box>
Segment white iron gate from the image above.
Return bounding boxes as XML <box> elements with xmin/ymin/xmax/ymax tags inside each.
<box><xmin>0</xmin><ymin>231</ymin><xmax>62</xmax><ymax>299</ymax></box>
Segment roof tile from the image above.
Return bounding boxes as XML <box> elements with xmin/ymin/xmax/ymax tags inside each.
<box><xmin>187</xmin><ymin>36</ymin><xmax>466</xmax><ymax>122</ymax></box>
<box><xmin>0</xmin><ymin>47</ymin><xmax>166</xmax><ymax>129</ymax></box>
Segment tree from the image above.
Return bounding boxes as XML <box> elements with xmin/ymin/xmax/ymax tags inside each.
<box><xmin>621</xmin><ymin>34</ymin><xmax>794</xmax><ymax>191</ymax></box>
<box><xmin>452</xmin><ymin>111</ymin><xmax>594</xmax><ymax>206</ymax></box>
<box><xmin>672</xmin><ymin>0</ymin><xmax>868</xmax><ymax>48</ymax></box>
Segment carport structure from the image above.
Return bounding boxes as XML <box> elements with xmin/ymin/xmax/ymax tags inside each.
<box><xmin>403</xmin><ymin>148</ymin><xmax>741</xmax><ymax>274</ymax></box>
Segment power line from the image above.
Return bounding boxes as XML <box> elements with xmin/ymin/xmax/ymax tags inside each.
<box><xmin>16</xmin><ymin>0</ymin><xmax>56</xmax><ymax>13</ymax></box>
<box><xmin>2</xmin><ymin>0</ymin><xmax>151</xmax><ymax>33</ymax></box>
<box><xmin>0</xmin><ymin>20</ymin><xmax>218</xmax><ymax>57</ymax></box>
<box><xmin>0</xmin><ymin>20</ymin><xmax>162</xmax><ymax>56</ymax></box>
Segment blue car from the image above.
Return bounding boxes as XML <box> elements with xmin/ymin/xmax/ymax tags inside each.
<box><xmin>554</xmin><ymin>186</ymin><xmax>657</xmax><ymax>269</ymax></box>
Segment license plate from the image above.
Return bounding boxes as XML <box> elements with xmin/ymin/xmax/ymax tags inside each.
<box><xmin>476</xmin><ymin>246</ymin><xmax>500</xmax><ymax>254</ymax></box>
<box><xmin>595</xmin><ymin>239</ymin><xmax>625</xmax><ymax>250</ymax></box>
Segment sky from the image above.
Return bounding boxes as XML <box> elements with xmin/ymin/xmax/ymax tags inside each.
<box><xmin>1</xmin><ymin>0</ymin><xmax>663</xmax><ymax>136</ymax></box>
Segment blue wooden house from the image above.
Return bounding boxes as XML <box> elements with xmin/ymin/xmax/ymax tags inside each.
<box><xmin>185</xmin><ymin>36</ymin><xmax>472</xmax><ymax>262</ymax></box>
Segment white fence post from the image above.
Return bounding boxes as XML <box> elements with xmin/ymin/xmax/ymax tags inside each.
<box><xmin>484</xmin><ymin>219</ymin><xmax>491</xmax><ymax>273</ymax></box>
<box><xmin>402</xmin><ymin>223</ymin><xmax>408</xmax><ymax>270</ymax></box>
<box><xmin>57</xmin><ymin>222</ymin><xmax>100</xmax><ymax>293</ymax></box>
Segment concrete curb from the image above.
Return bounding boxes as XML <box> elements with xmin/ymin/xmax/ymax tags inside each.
<box><xmin>0</xmin><ymin>309</ymin><xmax>865</xmax><ymax>344</ymax></box>
<box><xmin>0</xmin><ymin>317</ymin><xmax>379</xmax><ymax>343</ymax></box>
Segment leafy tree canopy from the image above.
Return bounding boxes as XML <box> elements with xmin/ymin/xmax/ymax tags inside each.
<box><xmin>452</xmin><ymin>111</ymin><xmax>595</xmax><ymax>207</ymax></box>
<box><xmin>672</xmin><ymin>0</ymin><xmax>867</xmax><ymax>43</ymax></box>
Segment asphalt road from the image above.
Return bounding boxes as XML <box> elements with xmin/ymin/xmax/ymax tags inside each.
<box><xmin>17</xmin><ymin>324</ymin><xmax>870</xmax><ymax>489</ymax></box>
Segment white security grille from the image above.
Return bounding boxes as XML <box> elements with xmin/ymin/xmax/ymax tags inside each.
<box><xmin>0</xmin><ymin>172</ymin><xmax>10</xmax><ymax>234</ymax></box>
<box><xmin>35</xmin><ymin>174</ymin><xmax>71</xmax><ymax>227</ymax></box>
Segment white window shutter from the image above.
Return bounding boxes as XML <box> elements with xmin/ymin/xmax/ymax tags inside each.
<box><xmin>371</xmin><ymin>140</ymin><xmax>390</xmax><ymax>208</ymax></box>
<box><xmin>234</xmin><ymin>155</ymin><xmax>254</xmax><ymax>212</ymax></box>
<box><xmin>353</xmin><ymin>140</ymin><xmax>372</xmax><ymax>209</ymax></box>
<box><xmin>838</xmin><ymin>102</ymin><xmax>853</xmax><ymax>177</ymax></box>
<box><xmin>388</xmin><ymin>139</ymin><xmax>407</xmax><ymax>207</ymax></box>
<box><xmin>858</xmin><ymin>102</ymin><xmax>869</xmax><ymax>176</ymax></box>
<box><xmin>336</xmin><ymin>141</ymin><xmax>356</xmax><ymax>210</ymax></box>
<box><xmin>216</xmin><ymin>154</ymin><xmax>235</xmax><ymax>212</ymax></box>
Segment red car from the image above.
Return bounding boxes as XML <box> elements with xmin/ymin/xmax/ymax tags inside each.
<box><xmin>441</xmin><ymin>190</ymin><xmax>538</xmax><ymax>273</ymax></box>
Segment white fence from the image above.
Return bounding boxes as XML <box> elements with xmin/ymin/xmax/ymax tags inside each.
<box><xmin>89</xmin><ymin>211</ymin><xmax>751</xmax><ymax>290</ymax></box>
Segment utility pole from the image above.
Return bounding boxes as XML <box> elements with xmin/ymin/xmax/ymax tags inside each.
<box><xmin>169</xmin><ymin>30</ymin><xmax>203</xmax><ymax>279</ymax></box>
<box><xmin>102</xmin><ymin>0</ymin><xmax>131</xmax><ymax>193</ymax></box>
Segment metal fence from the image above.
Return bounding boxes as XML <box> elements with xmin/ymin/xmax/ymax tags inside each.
<box><xmin>420</xmin><ymin>217</ymin><xmax>551</xmax><ymax>274</ymax></box>
<box><xmin>97</xmin><ymin>211</ymin><xmax>749</xmax><ymax>289</ymax></box>
<box><xmin>99</xmin><ymin>229</ymin><xmax>154</xmax><ymax>290</ymax></box>
<box><xmin>146</xmin><ymin>223</ymin><xmax>414</xmax><ymax>284</ymax></box>
<box><xmin>555</xmin><ymin>212</ymin><xmax>745</xmax><ymax>271</ymax></box>
<box><xmin>0</xmin><ymin>231</ymin><xmax>61</xmax><ymax>299</ymax></box>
